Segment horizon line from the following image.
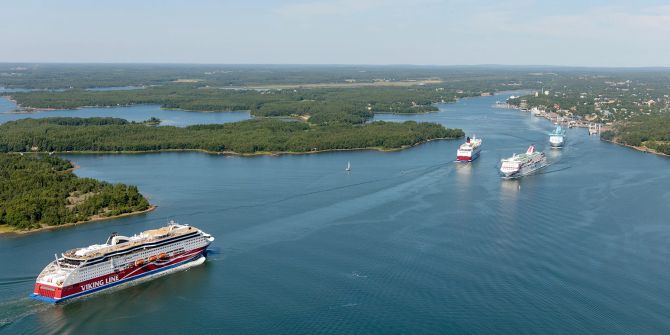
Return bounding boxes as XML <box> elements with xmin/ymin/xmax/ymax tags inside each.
<box><xmin>1</xmin><ymin>62</ymin><xmax>670</xmax><ymax>70</ymax></box>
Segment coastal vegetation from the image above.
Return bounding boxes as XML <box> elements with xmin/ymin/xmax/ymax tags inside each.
<box><xmin>601</xmin><ymin>114</ymin><xmax>670</xmax><ymax>155</ymax></box>
<box><xmin>0</xmin><ymin>117</ymin><xmax>463</xmax><ymax>154</ymax></box>
<box><xmin>0</xmin><ymin>153</ymin><xmax>150</xmax><ymax>231</ymax></box>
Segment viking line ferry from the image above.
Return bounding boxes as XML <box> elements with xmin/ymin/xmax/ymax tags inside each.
<box><xmin>456</xmin><ymin>136</ymin><xmax>482</xmax><ymax>162</ymax></box>
<box><xmin>31</xmin><ymin>221</ymin><xmax>214</xmax><ymax>303</ymax></box>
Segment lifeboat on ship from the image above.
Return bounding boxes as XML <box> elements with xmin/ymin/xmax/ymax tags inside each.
<box><xmin>135</xmin><ymin>259</ymin><xmax>145</xmax><ymax>267</ymax></box>
<box><xmin>148</xmin><ymin>255</ymin><xmax>158</xmax><ymax>262</ymax></box>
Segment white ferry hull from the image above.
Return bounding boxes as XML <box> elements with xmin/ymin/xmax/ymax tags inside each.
<box><xmin>549</xmin><ymin>135</ymin><xmax>565</xmax><ymax>148</ymax></box>
<box><xmin>457</xmin><ymin>147</ymin><xmax>481</xmax><ymax>162</ymax></box>
<box><xmin>32</xmin><ymin>247</ymin><xmax>209</xmax><ymax>304</ymax></box>
<box><xmin>501</xmin><ymin>160</ymin><xmax>547</xmax><ymax>179</ymax></box>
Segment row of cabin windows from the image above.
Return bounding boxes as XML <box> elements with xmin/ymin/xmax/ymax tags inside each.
<box><xmin>77</xmin><ymin>238</ymin><xmax>202</xmax><ymax>280</ymax></box>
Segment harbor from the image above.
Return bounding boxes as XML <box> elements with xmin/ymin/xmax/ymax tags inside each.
<box><xmin>494</xmin><ymin>97</ymin><xmax>608</xmax><ymax>135</ymax></box>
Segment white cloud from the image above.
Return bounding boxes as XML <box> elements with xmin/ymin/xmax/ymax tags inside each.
<box><xmin>275</xmin><ymin>0</ymin><xmax>386</xmax><ymax>17</ymax></box>
<box><xmin>466</xmin><ymin>4</ymin><xmax>670</xmax><ymax>40</ymax></box>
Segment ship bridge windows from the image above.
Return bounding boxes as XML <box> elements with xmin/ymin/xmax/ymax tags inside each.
<box><xmin>61</xmin><ymin>258</ymin><xmax>82</xmax><ymax>266</ymax></box>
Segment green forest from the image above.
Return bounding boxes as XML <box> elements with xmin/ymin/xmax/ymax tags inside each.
<box><xmin>601</xmin><ymin>114</ymin><xmax>670</xmax><ymax>154</ymax></box>
<box><xmin>0</xmin><ymin>117</ymin><xmax>463</xmax><ymax>154</ymax></box>
<box><xmin>0</xmin><ymin>153</ymin><xmax>150</xmax><ymax>230</ymax></box>
<box><xmin>0</xmin><ymin>63</ymin><xmax>550</xmax><ymax>89</ymax></box>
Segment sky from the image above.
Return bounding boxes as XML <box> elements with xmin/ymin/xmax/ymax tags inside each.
<box><xmin>1</xmin><ymin>0</ymin><xmax>669</xmax><ymax>67</ymax></box>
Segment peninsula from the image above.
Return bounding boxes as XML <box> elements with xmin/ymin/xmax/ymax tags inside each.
<box><xmin>0</xmin><ymin>153</ymin><xmax>152</xmax><ymax>234</ymax></box>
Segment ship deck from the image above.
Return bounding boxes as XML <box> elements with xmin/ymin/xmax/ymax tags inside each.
<box><xmin>62</xmin><ymin>225</ymin><xmax>197</xmax><ymax>260</ymax></box>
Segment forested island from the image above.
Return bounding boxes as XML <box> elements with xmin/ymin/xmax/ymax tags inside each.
<box><xmin>0</xmin><ymin>117</ymin><xmax>463</xmax><ymax>154</ymax></box>
<box><xmin>0</xmin><ymin>153</ymin><xmax>152</xmax><ymax>233</ymax></box>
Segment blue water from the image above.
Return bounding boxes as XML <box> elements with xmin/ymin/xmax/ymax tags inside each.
<box><xmin>0</xmin><ymin>97</ymin><xmax>250</xmax><ymax>127</ymax></box>
<box><xmin>1</xmin><ymin>93</ymin><xmax>670</xmax><ymax>334</ymax></box>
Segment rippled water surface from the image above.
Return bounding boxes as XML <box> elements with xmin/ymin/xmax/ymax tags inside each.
<box><xmin>1</xmin><ymin>92</ymin><xmax>670</xmax><ymax>334</ymax></box>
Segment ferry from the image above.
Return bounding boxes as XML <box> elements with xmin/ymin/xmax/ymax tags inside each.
<box><xmin>31</xmin><ymin>221</ymin><xmax>214</xmax><ymax>303</ymax></box>
<box><xmin>456</xmin><ymin>136</ymin><xmax>482</xmax><ymax>162</ymax></box>
<box><xmin>549</xmin><ymin>125</ymin><xmax>566</xmax><ymax>148</ymax></box>
<box><xmin>500</xmin><ymin>145</ymin><xmax>547</xmax><ymax>179</ymax></box>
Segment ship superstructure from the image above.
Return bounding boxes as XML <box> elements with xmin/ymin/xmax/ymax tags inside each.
<box><xmin>32</xmin><ymin>221</ymin><xmax>214</xmax><ymax>303</ymax></box>
<box><xmin>549</xmin><ymin>125</ymin><xmax>566</xmax><ymax>147</ymax></box>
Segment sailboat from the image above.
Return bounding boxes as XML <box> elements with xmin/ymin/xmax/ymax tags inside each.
<box><xmin>345</xmin><ymin>161</ymin><xmax>351</xmax><ymax>171</ymax></box>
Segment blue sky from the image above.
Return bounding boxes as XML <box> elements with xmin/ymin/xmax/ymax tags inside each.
<box><xmin>1</xmin><ymin>0</ymin><xmax>669</xmax><ymax>66</ymax></box>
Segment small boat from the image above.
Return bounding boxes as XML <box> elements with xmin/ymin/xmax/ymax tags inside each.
<box><xmin>345</xmin><ymin>161</ymin><xmax>351</xmax><ymax>171</ymax></box>
<box><xmin>549</xmin><ymin>125</ymin><xmax>566</xmax><ymax>148</ymax></box>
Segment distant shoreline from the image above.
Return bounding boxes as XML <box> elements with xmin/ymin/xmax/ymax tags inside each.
<box><xmin>0</xmin><ymin>97</ymin><xmax>250</xmax><ymax>114</ymax></box>
<box><xmin>0</xmin><ymin>205</ymin><xmax>157</xmax><ymax>236</ymax></box>
<box><xmin>11</xmin><ymin>137</ymin><xmax>457</xmax><ymax>157</ymax></box>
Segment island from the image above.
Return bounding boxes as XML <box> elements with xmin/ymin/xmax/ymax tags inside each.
<box><xmin>0</xmin><ymin>153</ymin><xmax>153</xmax><ymax>234</ymax></box>
<box><xmin>0</xmin><ymin>117</ymin><xmax>464</xmax><ymax>155</ymax></box>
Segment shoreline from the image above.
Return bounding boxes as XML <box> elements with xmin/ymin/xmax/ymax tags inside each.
<box><xmin>0</xmin><ymin>205</ymin><xmax>157</xmax><ymax>236</ymax></box>
<box><xmin>9</xmin><ymin>137</ymin><xmax>460</xmax><ymax>157</ymax></box>
<box><xmin>601</xmin><ymin>139</ymin><xmax>670</xmax><ymax>158</ymax></box>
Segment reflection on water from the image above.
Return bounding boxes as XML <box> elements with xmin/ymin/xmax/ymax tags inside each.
<box><xmin>454</xmin><ymin>161</ymin><xmax>474</xmax><ymax>187</ymax></box>
<box><xmin>498</xmin><ymin>178</ymin><xmax>523</xmax><ymax>230</ymax></box>
<box><xmin>546</xmin><ymin>146</ymin><xmax>563</xmax><ymax>162</ymax></box>
<box><xmin>500</xmin><ymin>178</ymin><xmax>521</xmax><ymax>197</ymax></box>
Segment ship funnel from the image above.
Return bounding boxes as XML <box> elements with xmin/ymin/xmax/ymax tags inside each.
<box><xmin>466</xmin><ymin>136</ymin><xmax>470</xmax><ymax>143</ymax></box>
<box><xmin>527</xmin><ymin>145</ymin><xmax>535</xmax><ymax>154</ymax></box>
<box><xmin>105</xmin><ymin>232</ymin><xmax>118</xmax><ymax>245</ymax></box>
